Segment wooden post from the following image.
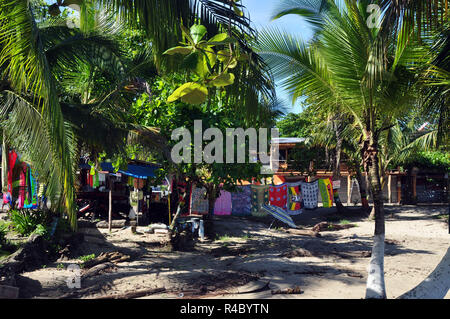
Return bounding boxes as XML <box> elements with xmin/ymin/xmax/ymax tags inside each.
<box><xmin>397</xmin><ymin>177</ymin><xmax>402</xmax><ymax>204</ymax></box>
<box><xmin>412</xmin><ymin>175</ymin><xmax>417</xmax><ymax>200</ymax></box>
<box><xmin>388</xmin><ymin>174</ymin><xmax>392</xmax><ymax>203</ymax></box>
<box><xmin>347</xmin><ymin>175</ymin><xmax>351</xmax><ymax>205</ymax></box>
<box><xmin>168</xmin><ymin>194</ymin><xmax>171</xmax><ymax>225</ymax></box>
<box><xmin>108</xmin><ymin>176</ymin><xmax>112</xmax><ymax>232</ymax></box>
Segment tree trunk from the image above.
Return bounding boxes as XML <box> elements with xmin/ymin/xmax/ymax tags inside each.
<box><xmin>398</xmin><ymin>247</ymin><xmax>450</xmax><ymax>299</ymax></box>
<box><xmin>332</xmin><ymin>120</ymin><xmax>348</xmax><ymax>213</ymax></box>
<box><xmin>355</xmin><ymin>169</ymin><xmax>370</xmax><ymax>212</ymax></box>
<box><xmin>364</xmin><ymin>142</ymin><xmax>386</xmax><ymax>299</ymax></box>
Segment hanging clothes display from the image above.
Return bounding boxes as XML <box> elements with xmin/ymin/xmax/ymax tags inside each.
<box><xmin>4</xmin><ymin>150</ymin><xmax>18</xmax><ymax>204</ymax></box>
<box><xmin>318</xmin><ymin>178</ymin><xmax>333</xmax><ymax>208</ymax></box>
<box><xmin>301</xmin><ymin>180</ymin><xmax>319</xmax><ymax>209</ymax></box>
<box><xmin>269</xmin><ymin>184</ymin><xmax>288</xmax><ymax>209</ymax></box>
<box><xmin>230</xmin><ymin>185</ymin><xmax>252</xmax><ymax>216</ymax></box>
<box><xmin>286</xmin><ymin>181</ymin><xmax>303</xmax><ymax>215</ymax></box>
<box><xmin>24</xmin><ymin>165</ymin><xmax>32</xmax><ymax>208</ymax></box>
<box><xmin>214</xmin><ymin>190</ymin><xmax>232</xmax><ymax>216</ymax></box>
<box><xmin>189</xmin><ymin>185</ymin><xmax>209</xmax><ymax>215</ymax></box>
<box><xmin>92</xmin><ymin>172</ymin><xmax>100</xmax><ymax>188</ymax></box>
<box><xmin>251</xmin><ymin>184</ymin><xmax>270</xmax><ymax>217</ymax></box>
<box><xmin>17</xmin><ymin>163</ymin><xmax>27</xmax><ymax>209</ymax></box>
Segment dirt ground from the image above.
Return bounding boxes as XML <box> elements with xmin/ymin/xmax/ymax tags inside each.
<box><xmin>13</xmin><ymin>205</ymin><xmax>450</xmax><ymax>299</ymax></box>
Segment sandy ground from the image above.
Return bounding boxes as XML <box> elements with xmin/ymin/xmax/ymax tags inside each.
<box><xmin>13</xmin><ymin>205</ymin><xmax>450</xmax><ymax>299</ymax></box>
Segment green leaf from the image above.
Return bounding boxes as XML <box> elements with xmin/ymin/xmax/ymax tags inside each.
<box><xmin>190</xmin><ymin>24</ymin><xmax>207</xmax><ymax>44</ymax></box>
<box><xmin>209</xmin><ymin>73</ymin><xmax>235</xmax><ymax>87</ymax></box>
<box><xmin>208</xmin><ymin>33</ymin><xmax>228</xmax><ymax>43</ymax></box>
<box><xmin>167</xmin><ymin>82</ymin><xmax>208</xmax><ymax>104</ymax></box>
<box><xmin>163</xmin><ymin>46</ymin><xmax>193</xmax><ymax>55</ymax></box>
<box><xmin>217</xmin><ymin>49</ymin><xmax>231</xmax><ymax>62</ymax></box>
<box><xmin>232</xmin><ymin>4</ymin><xmax>243</xmax><ymax>17</ymax></box>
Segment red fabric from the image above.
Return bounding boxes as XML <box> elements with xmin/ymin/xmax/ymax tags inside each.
<box><xmin>269</xmin><ymin>184</ymin><xmax>288</xmax><ymax>208</ymax></box>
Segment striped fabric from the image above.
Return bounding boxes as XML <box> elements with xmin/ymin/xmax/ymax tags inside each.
<box><xmin>261</xmin><ymin>204</ymin><xmax>298</xmax><ymax>229</ymax></box>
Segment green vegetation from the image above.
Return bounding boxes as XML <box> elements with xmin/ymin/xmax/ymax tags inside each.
<box><xmin>79</xmin><ymin>254</ymin><xmax>96</xmax><ymax>263</ymax></box>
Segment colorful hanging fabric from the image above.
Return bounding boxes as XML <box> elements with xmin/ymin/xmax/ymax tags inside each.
<box><xmin>286</xmin><ymin>181</ymin><xmax>303</xmax><ymax>215</ymax></box>
<box><xmin>269</xmin><ymin>184</ymin><xmax>288</xmax><ymax>209</ymax></box>
<box><xmin>301</xmin><ymin>180</ymin><xmax>319</xmax><ymax>209</ymax></box>
<box><xmin>17</xmin><ymin>163</ymin><xmax>27</xmax><ymax>209</ymax></box>
<box><xmin>31</xmin><ymin>170</ymin><xmax>38</xmax><ymax>209</ymax></box>
<box><xmin>24</xmin><ymin>165</ymin><xmax>32</xmax><ymax>208</ymax></box>
<box><xmin>251</xmin><ymin>185</ymin><xmax>270</xmax><ymax>217</ymax></box>
<box><xmin>230</xmin><ymin>185</ymin><xmax>252</xmax><ymax>216</ymax></box>
<box><xmin>318</xmin><ymin>178</ymin><xmax>333</xmax><ymax>208</ymax></box>
<box><xmin>4</xmin><ymin>150</ymin><xmax>18</xmax><ymax>204</ymax></box>
<box><xmin>214</xmin><ymin>190</ymin><xmax>232</xmax><ymax>216</ymax></box>
<box><xmin>92</xmin><ymin>172</ymin><xmax>100</xmax><ymax>188</ymax></box>
<box><xmin>189</xmin><ymin>185</ymin><xmax>209</xmax><ymax>215</ymax></box>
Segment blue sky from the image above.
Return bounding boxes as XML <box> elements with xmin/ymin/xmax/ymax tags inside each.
<box><xmin>242</xmin><ymin>0</ymin><xmax>314</xmax><ymax>114</ymax></box>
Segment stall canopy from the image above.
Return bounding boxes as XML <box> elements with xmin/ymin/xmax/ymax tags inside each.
<box><xmin>80</xmin><ymin>162</ymin><xmax>158</xmax><ymax>179</ymax></box>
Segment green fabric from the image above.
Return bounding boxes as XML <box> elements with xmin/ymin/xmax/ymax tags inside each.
<box><xmin>251</xmin><ymin>185</ymin><xmax>269</xmax><ymax>217</ymax></box>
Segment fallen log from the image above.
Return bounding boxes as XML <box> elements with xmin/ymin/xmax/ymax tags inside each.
<box><xmin>284</xmin><ymin>228</ymin><xmax>321</xmax><ymax>237</ymax></box>
<box><xmin>89</xmin><ymin>287</ymin><xmax>166</xmax><ymax>299</ymax></box>
<box><xmin>271</xmin><ymin>286</ymin><xmax>303</xmax><ymax>295</ymax></box>
<box><xmin>82</xmin><ymin>262</ymin><xmax>115</xmax><ymax>278</ymax></box>
<box><xmin>83</xmin><ymin>252</ymin><xmax>130</xmax><ymax>268</ymax></box>
<box><xmin>312</xmin><ymin>222</ymin><xmax>355</xmax><ymax>232</ymax></box>
<box><xmin>96</xmin><ymin>220</ymin><xmax>127</xmax><ymax>229</ymax></box>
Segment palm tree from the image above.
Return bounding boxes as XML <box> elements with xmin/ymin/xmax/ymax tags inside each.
<box><xmin>256</xmin><ymin>0</ymin><xmax>419</xmax><ymax>298</ymax></box>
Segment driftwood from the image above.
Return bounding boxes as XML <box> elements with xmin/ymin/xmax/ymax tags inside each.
<box><xmin>82</xmin><ymin>262</ymin><xmax>115</xmax><ymax>278</ymax></box>
<box><xmin>83</xmin><ymin>252</ymin><xmax>130</xmax><ymax>268</ymax></box>
<box><xmin>312</xmin><ymin>222</ymin><xmax>355</xmax><ymax>232</ymax></box>
<box><xmin>280</xmin><ymin>248</ymin><xmax>314</xmax><ymax>258</ymax></box>
<box><xmin>89</xmin><ymin>287</ymin><xmax>166</xmax><ymax>299</ymax></box>
<box><xmin>284</xmin><ymin>228</ymin><xmax>321</xmax><ymax>237</ymax></box>
<box><xmin>96</xmin><ymin>220</ymin><xmax>127</xmax><ymax>229</ymax></box>
<box><xmin>271</xmin><ymin>286</ymin><xmax>303</xmax><ymax>295</ymax></box>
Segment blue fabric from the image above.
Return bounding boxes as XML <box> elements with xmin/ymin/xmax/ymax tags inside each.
<box><xmin>261</xmin><ymin>204</ymin><xmax>298</xmax><ymax>229</ymax></box>
<box><xmin>79</xmin><ymin>162</ymin><xmax>157</xmax><ymax>179</ymax></box>
<box><xmin>118</xmin><ymin>164</ymin><xmax>157</xmax><ymax>179</ymax></box>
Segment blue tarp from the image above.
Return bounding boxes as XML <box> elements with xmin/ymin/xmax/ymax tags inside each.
<box><xmin>79</xmin><ymin>162</ymin><xmax>157</xmax><ymax>179</ymax></box>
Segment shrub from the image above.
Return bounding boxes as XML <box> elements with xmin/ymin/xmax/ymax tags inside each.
<box><xmin>9</xmin><ymin>209</ymin><xmax>51</xmax><ymax>237</ymax></box>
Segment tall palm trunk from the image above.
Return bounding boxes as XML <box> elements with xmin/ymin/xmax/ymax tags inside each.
<box><xmin>364</xmin><ymin>136</ymin><xmax>387</xmax><ymax>299</ymax></box>
<box><xmin>355</xmin><ymin>168</ymin><xmax>370</xmax><ymax>212</ymax></box>
<box><xmin>331</xmin><ymin>119</ymin><xmax>347</xmax><ymax>212</ymax></box>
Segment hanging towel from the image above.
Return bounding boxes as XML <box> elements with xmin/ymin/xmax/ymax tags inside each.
<box><xmin>286</xmin><ymin>182</ymin><xmax>303</xmax><ymax>215</ymax></box>
<box><xmin>189</xmin><ymin>185</ymin><xmax>209</xmax><ymax>215</ymax></box>
<box><xmin>251</xmin><ymin>185</ymin><xmax>270</xmax><ymax>217</ymax></box>
<box><xmin>4</xmin><ymin>151</ymin><xmax>18</xmax><ymax>204</ymax></box>
<box><xmin>214</xmin><ymin>190</ymin><xmax>232</xmax><ymax>215</ymax></box>
<box><xmin>301</xmin><ymin>180</ymin><xmax>319</xmax><ymax>209</ymax></box>
<box><xmin>93</xmin><ymin>172</ymin><xmax>100</xmax><ymax>188</ymax></box>
<box><xmin>17</xmin><ymin>163</ymin><xmax>27</xmax><ymax>209</ymax></box>
<box><xmin>230</xmin><ymin>185</ymin><xmax>252</xmax><ymax>216</ymax></box>
<box><xmin>24</xmin><ymin>165</ymin><xmax>32</xmax><ymax>209</ymax></box>
<box><xmin>269</xmin><ymin>184</ymin><xmax>288</xmax><ymax>209</ymax></box>
<box><xmin>318</xmin><ymin>178</ymin><xmax>333</xmax><ymax>208</ymax></box>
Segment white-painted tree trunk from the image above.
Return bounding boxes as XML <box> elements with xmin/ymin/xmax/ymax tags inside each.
<box><xmin>365</xmin><ymin>234</ymin><xmax>386</xmax><ymax>298</ymax></box>
<box><xmin>399</xmin><ymin>247</ymin><xmax>450</xmax><ymax>299</ymax></box>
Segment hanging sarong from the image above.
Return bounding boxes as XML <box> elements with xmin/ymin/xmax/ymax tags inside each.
<box><xmin>251</xmin><ymin>185</ymin><xmax>269</xmax><ymax>217</ymax></box>
<box><xmin>4</xmin><ymin>151</ymin><xmax>18</xmax><ymax>204</ymax></box>
<box><xmin>269</xmin><ymin>184</ymin><xmax>288</xmax><ymax>209</ymax></box>
<box><xmin>286</xmin><ymin>182</ymin><xmax>303</xmax><ymax>215</ymax></box>
<box><xmin>189</xmin><ymin>185</ymin><xmax>209</xmax><ymax>215</ymax></box>
<box><xmin>214</xmin><ymin>190</ymin><xmax>232</xmax><ymax>216</ymax></box>
<box><xmin>318</xmin><ymin>178</ymin><xmax>333</xmax><ymax>208</ymax></box>
<box><xmin>17</xmin><ymin>163</ymin><xmax>27</xmax><ymax>209</ymax></box>
<box><xmin>301</xmin><ymin>180</ymin><xmax>319</xmax><ymax>209</ymax></box>
<box><xmin>24</xmin><ymin>165</ymin><xmax>32</xmax><ymax>208</ymax></box>
<box><xmin>230</xmin><ymin>185</ymin><xmax>252</xmax><ymax>216</ymax></box>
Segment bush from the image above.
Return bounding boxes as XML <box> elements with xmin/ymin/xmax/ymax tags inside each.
<box><xmin>0</xmin><ymin>222</ymin><xmax>7</xmax><ymax>247</ymax></box>
<box><xmin>9</xmin><ymin>209</ymin><xmax>51</xmax><ymax>237</ymax></box>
